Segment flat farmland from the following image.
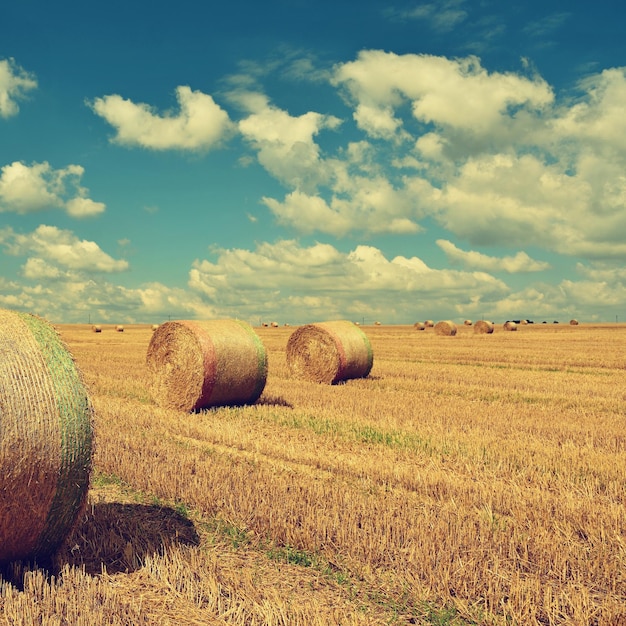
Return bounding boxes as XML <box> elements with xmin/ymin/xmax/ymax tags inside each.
<box><xmin>2</xmin><ymin>322</ymin><xmax>626</xmax><ymax>625</ymax></box>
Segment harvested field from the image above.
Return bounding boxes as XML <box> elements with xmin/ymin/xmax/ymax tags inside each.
<box><xmin>2</xmin><ymin>322</ymin><xmax>626</xmax><ymax>625</ymax></box>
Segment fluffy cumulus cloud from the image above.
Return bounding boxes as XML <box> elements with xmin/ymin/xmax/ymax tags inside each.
<box><xmin>0</xmin><ymin>225</ymin><xmax>128</xmax><ymax>273</ymax></box>
<box><xmin>188</xmin><ymin>240</ymin><xmax>508</xmax><ymax>323</ymax></box>
<box><xmin>436</xmin><ymin>239</ymin><xmax>550</xmax><ymax>273</ymax></box>
<box><xmin>0</xmin><ymin>58</ymin><xmax>37</xmax><ymax>118</ymax></box>
<box><xmin>89</xmin><ymin>86</ymin><xmax>234</xmax><ymax>151</ymax></box>
<box><xmin>0</xmin><ymin>161</ymin><xmax>105</xmax><ymax>216</ymax></box>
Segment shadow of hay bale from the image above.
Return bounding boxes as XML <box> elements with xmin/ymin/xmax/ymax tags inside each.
<box><xmin>58</xmin><ymin>502</ymin><xmax>200</xmax><ymax>575</ymax></box>
<box><xmin>2</xmin><ymin>503</ymin><xmax>199</xmax><ymax>587</ymax></box>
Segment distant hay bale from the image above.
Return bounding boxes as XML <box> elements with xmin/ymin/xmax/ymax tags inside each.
<box><xmin>286</xmin><ymin>320</ymin><xmax>373</xmax><ymax>384</ymax></box>
<box><xmin>413</xmin><ymin>322</ymin><xmax>426</xmax><ymax>330</ymax></box>
<box><xmin>474</xmin><ymin>320</ymin><xmax>494</xmax><ymax>334</ymax></box>
<box><xmin>520</xmin><ymin>319</ymin><xmax>529</xmax><ymax>325</ymax></box>
<box><xmin>146</xmin><ymin>319</ymin><xmax>268</xmax><ymax>411</ymax></box>
<box><xmin>0</xmin><ymin>308</ymin><xmax>93</xmax><ymax>564</ymax></box>
<box><xmin>271</xmin><ymin>322</ymin><xmax>279</xmax><ymax>328</ymax></box>
<box><xmin>374</xmin><ymin>321</ymin><xmax>381</xmax><ymax>326</ymax></box>
<box><xmin>503</xmin><ymin>321</ymin><xmax>518</xmax><ymax>331</ymax></box>
<box><xmin>434</xmin><ymin>320</ymin><xmax>457</xmax><ymax>336</ymax></box>
<box><xmin>262</xmin><ymin>323</ymin><xmax>269</xmax><ymax>327</ymax></box>
<box><xmin>424</xmin><ymin>320</ymin><xmax>434</xmax><ymax>328</ymax></box>
<box><xmin>464</xmin><ymin>320</ymin><xmax>472</xmax><ymax>326</ymax></box>
<box><xmin>151</xmin><ymin>324</ymin><xmax>159</xmax><ymax>331</ymax></box>
<box><xmin>115</xmin><ymin>325</ymin><xmax>124</xmax><ymax>332</ymax></box>
<box><xmin>92</xmin><ymin>325</ymin><xmax>102</xmax><ymax>333</ymax></box>
<box><xmin>570</xmin><ymin>319</ymin><xmax>579</xmax><ymax>326</ymax></box>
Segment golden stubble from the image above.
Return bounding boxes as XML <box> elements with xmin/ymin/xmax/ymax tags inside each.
<box><xmin>3</xmin><ymin>322</ymin><xmax>626</xmax><ymax>625</ymax></box>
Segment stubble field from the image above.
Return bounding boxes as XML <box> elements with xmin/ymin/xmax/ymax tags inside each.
<box><xmin>2</xmin><ymin>322</ymin><xmax>626</xmax><ymax>625</ymax></box>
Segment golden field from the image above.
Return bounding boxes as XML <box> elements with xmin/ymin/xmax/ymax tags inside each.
<box><xmin>2</xmin><ymin>321</ymin><xmax>626</xmax><ymax>625</ymax></box>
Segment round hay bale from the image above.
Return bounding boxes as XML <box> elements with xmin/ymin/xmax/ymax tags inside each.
<box><xmin>413</xmin><ymin>322</ymin><xmax>425</xmax><ymax>331</ymax></box>
<box><xmin>503</xmin><ymin>321</ymin><xmax>518</xmax><ymax>331</ymax></box>
<box><xmin>570</xmin><ymin>319</ymin><xmax>579</xmax><ymax>326</ymax></box>
<box><xmin>434</xmin><ymin>320</ymin><xmax>457</xmax><ymax>336</ymax></box>
<box><xmin>464</xmin><ymin>319</ymin><xmax>472</xmax><ymax>326</ymax></box>
<box><xmin>151</xmin><ymin>324</ymin><xmax>159</xmax><ymax>331</ymax></box>
<box><xmin>424</xmin><ymin>320</ymin><xmax>434</xmax><ymax>328</ymax></box>
<box><xmin>474</xmin><ymin>320</ymin><xmax>494</xmax><ymax>334</ymax></box>
<box><xmin>92</xmin><ymin>325</ymin><xmax>102</xmax><ymax>333</ymax></box>
<box><xmin>0</xmin><ymin>309</ymin><xmax>93</xmax><ymax>565</ymax></box>
<box><xmin>270</xmin><ymin>322</ymin><xmax>279</xmax><ymax>328</ymax></box>
<box><xmin>286</xmin><ymin>320</ymin><xmax>373</xmax><ymax>384</ymax></box>
<box><xmin>374</xmin><ymin>321</ymin><xmax>381</xmax><ymax>326</ymax></box>
<box><xmin>146</xmin><ymin>319</ymin><xmax>268</xmax><ymax>411</ymax></box>
<box><xmin>115</xmin><ymin>325</ymin><xmax>124</xmax><ymax>332</ymax></box>
<box><xmin>520</xmin><ymin>319</ymin><xmax>529</xmax><ymax>325</ymax></box>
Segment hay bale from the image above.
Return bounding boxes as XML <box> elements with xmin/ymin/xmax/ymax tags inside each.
<box><xmin>151</xmin><ymin>324</ymin><xmax>159</xmax><ymax>331</ymax></box>
<box><xmin>424</xmin><ymin>320</ymin><xmax>434</xmax><ymax>327</ymax></box>
<box><xmin>570</xmin><ymin>319</ymin><xmax>579</xmax><ymax>326</ymax></box>
<box><xmin>146</xmin><ymin>319</ymin><xmax>268</xmax><ymax>411</ymax></box>
<box><xmin>286</xmin><ymin>320</ymin><xmax>373</xmax><ymax>384</ymax></box>
<box><xmin>270</xmin><ymin>322</ymin><xmax>279</xmax><ymax>328</ymax></box>
<box><xmin>115</xmin><ymin>325</ymin><xmax>124</xmax><ymax>332</ymax></box>
<box><xmin>474</xmin><ymin>320</ymin><xmax>494</xmax><ymax>334</ymax></box>
<box><xmin>92</xmin><ymin>325</ymin><xmax>102</xmax><ymax>333</ymax></box>
<box><xmin>464</xmin><ymin>320</ymin><xmax>472</xmax><ymax>326</ymax></box>
<box><xmin>503</xmin><ymin>321</ymin><xmax>518</xmax><ymax>331</ymax></box>
<box><xmin>0</xmin><ymin>308</ymin><xmax>93</xmax><ymax>564</ymax></box>
<box><xmin>413</xmin><ymin>322</ymin><xmax>425</xmax><ymax>330</ymax></box>
<box><xmin>434</xmin><ymin>320</ymin><xmax>457</xmax><ymax>336</ymax></box>
<box><xmin>374</xmin><ymin>321</ymin><xmax>381</xmax><ymax>326</ymax></box>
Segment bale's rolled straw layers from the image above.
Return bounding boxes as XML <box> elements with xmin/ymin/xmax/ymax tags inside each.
<box><xmin>0</xmin><ymin>309</ymin><xmax>93</xmax><ymax>564</ymax></box>
<box><xmin>434</xmin><ymin>320</ymin><xmax>457</xmax><ymax>336</ymax></box>
<box><xmin>474</xmin><ymin>320</ymin><xmax>494</xmax><ymax>334</ymax></box>
<box><xmin>286</xmin><ymin>321</ymin><xmax>373</xmax><ymax>385</ymax></box>
<box><xmin>146</xmin><ymin>319</ymin><xmax>267</xmax><ymax>411</ymax></box>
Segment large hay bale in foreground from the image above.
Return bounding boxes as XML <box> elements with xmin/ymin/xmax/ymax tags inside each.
<box><xmin>286</xmin><ymin>321</ymin><xmax>373</xmax><ymax>384</ymax></box>
<box><xmin>434</xmin><ymin>320</ymin><xmax>457</xmax><ymax>336</ymax></box>
<box><xmin>146</xmin><ymin>319</ymin><xmax>268</xmax><ymax>411</ymax></box>
<box><xmin>474</xmin><ymin>320</ymin><xmax>494</xmax><ymax>334</ymax></box>
<box><xmin>0</xmin><ymin>309</ymin><xmax>93</xmax><ymax>564</ymax></box>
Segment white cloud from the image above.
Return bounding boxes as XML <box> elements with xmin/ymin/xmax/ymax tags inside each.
<box><xmin>0</xmin><ymin>161</ymin><xmax>105</xmax><ymax>217</ymax></box>
<box><xmin>188</xmin><ymin>240</ymin><xmax>507</xmax><ymax>323</ymax></box>
<box><xmin>1</xmin><ymin>225</ymin><xmax>128</xmax><ymax>273</ymax></box>
<box><xmin>331</xmin><ymin>50</ymin><xmax>553</xmax><ymax>139</ymax></box>
<box><xmin>237</xmin><ymin>92</ymin><xmax>341</xmax><ymax>191</ymax></box>
<box><xmin>89</xmin><ymin>86</ymin><xmax>234</xmax><ymax>151</ymax></box>
<box><xmin>0</xmin><ymin>58</ymin><xmax>37</xmax><ymax>118</ymax></box>
<box><xmin>436</xmin><ymin>239</ymin><xmax>550</xmax><ymax>273</ymax></box>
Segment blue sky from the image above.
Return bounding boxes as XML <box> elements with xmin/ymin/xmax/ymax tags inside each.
<box><xmin>2</xmin><ymin>0</ymin><xmax>626</xmax><ymax>325</ymax></box>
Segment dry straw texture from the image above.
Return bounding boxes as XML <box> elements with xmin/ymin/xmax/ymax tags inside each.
<box><xmin>434</xmin><ymin>320</ymin><xmax>457</xmax><ymax>336</ymax></box>
<box><xmin>474</xmin><ymin>320</ymin><xmax>495</xmax><ymax>334</ymax></box>
<box><xmin>0</xmin><ymin>308</ymin><xmax>93</xmax><ymax>564</ymax></box>
<box><xmin>413</xmin><ymin>322</ymin><xmax>425</xmax><ymax>331</ymax></box>
<box><xmin>504</xmin><ymin>321</ymin><xmax>518</xmax><ymax>331</ymax></box>
<box><xmin>146</xmin><ymin>319</ymin><xmax>268</xmax><ymax>411</ymax></box>
<box><xmin>286</xmin><ymin>320</ymin><xmax>373</xmax><ymax>384</ymax></box>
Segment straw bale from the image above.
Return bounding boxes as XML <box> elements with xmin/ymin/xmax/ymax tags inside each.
<box><xmin>570</xmin><ymin>319</ymin><xmax>579</xmax><ymax>326</ymax></box>
<box><xmin>151</xmin><ymin>324</ymin><xmax>159</xmax><ymax>331</ymax></box>
<box><xmin>413</xmin><ymin>322</ymin><xmax>425</xmax><ymax>331</ymax></box>
<box><xmin>92</xmin><ymin>325</ymin><xmax>102</xmax><ymax>333</ymax></box>
<box><xmin>0</xmin><ymin>308</ymin><xmax>93</xmax><ymax>564</ymax></box>
<box><xmin>286</xmin><ymin>320</ymin><xmax>373</xmax><ymax>384</ymax></box>
<box><xmin>271</xmin><ymin>322</ymin><xmax>279</xmax><ymax>328</ymax></box>
<box><xmin>115</xmin><ymin>325</ymin><xmax>124</xmax><ymax>332</ymax></box>
<box><xmin>146</xmin><ymin>319</ymin><xmax>268</xmax><ymax>411</ymax></box>
<box><xmin>503</xmin><ymin>321</ymin><xmax>518</xmax><ymax>331</ymax></box>
<box><xmin>474</xmin><ymin>320</ymin><xmax>494</xmax><ymax>334</ymax></box>
<box><xmin>464</xmin><ymin>320</ymin><xmax>472</xmax><ymax>326</ymax></box>
<box><xmin>434</xmin><ymin>320</ymin><xmax>457</xmax><ymax>336</ymax></box>
<box><xmin>424</xmin><ymin>320</ymin><xmax>434</xmax><ymax>327</ymax></box>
